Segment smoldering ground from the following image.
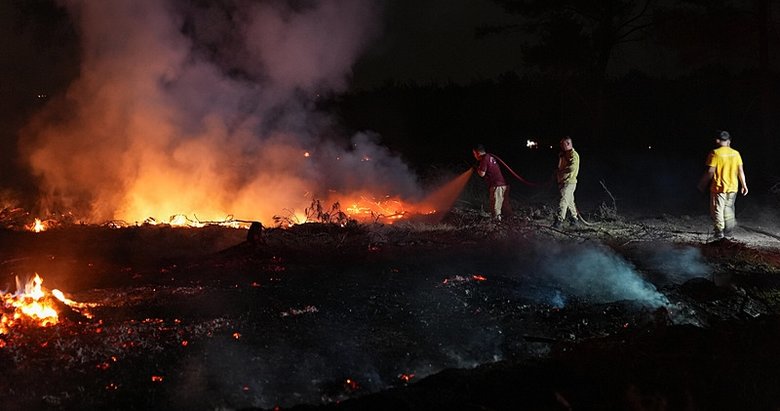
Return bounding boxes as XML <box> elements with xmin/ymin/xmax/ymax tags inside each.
<box><xmin>2</xmin><ymin>211</ymin><xmax>774</xmax><ymax>411</ymax></box>
<box><xmin>128</xmin><ymin>236</ymin><xmax>713</xmax><ymax>409</ymax></box>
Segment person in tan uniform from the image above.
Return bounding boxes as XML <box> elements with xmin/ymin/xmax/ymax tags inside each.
<box><xmin>552</xmin><ymin>136</ymin><xmax>580</xmax><ymax>229</ymax></box>
<box><xmin>697</xmin><ymin>130</ymin><xmax>748</xmax><ymax>239</ymax></box>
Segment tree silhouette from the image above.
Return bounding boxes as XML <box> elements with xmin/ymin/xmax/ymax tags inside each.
<box><xmin>480</xmin><ymin>0</ymin><xmax>659</xmax><ymax>140</ymax></box>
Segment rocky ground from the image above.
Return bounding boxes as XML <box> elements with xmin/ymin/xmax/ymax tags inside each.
<box><xmin>1</xmin><ymin>198</ymin><xmax>779</xmax><ymax>410</ymax></box>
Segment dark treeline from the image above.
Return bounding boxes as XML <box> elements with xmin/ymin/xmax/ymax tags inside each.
<box><xmin>334</xmin><ymin>67</ymin><xmax>780</xmax><ymax>210</ymax></box>
<box><xmin>334</xmin><ymin>0</ymin><xmax>780</xmax><ymax>209</ymax></box>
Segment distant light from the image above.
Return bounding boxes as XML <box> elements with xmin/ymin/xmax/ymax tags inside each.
<box><xmin>526</xmin><ymin>139</ymin><xmax>538</xmax><ymax>149</ymax></box>
<box><xmin>304</xmin><ymin>151</ymin><xmax>310</xmax><ymax>157</ymax></box>
<box><xmin>648</xmin><ymin>145</ymin><xmax>652</xmax><ymax>150</ymax></box>
<box><xmin>36</xmin><ymin>94</ymin><xmax>48</xmax><ymax>99</ymax></box>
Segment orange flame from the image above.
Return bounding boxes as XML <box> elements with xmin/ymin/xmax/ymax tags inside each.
<box><xmin>1</xmin><ymin>273</ymin><xmax>96</xmax><ymax>335</ymax></box>
<box><xmin>324</xmin><ymin>169</ymin><xmax>472</xmax><ymax>225</ymax></box>
<box><xmin>28</xmin><ymin>218</ymin><xmax>48</xmax><ymax>233</ymax></box>
<box><xmin>23</xmin><ymin>170</ymin><xmax>473</xmax><ymax>229</ymax></box>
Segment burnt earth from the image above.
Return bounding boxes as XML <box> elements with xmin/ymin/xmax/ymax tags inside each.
<box><xmin>1</xmin><ymin>206</ymin><xmax>780</xmax><ymax>410</ymax></box>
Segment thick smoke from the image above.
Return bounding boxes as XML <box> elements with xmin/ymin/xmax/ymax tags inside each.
<box><xmin>19</xmin><ymin>0</ymin><xmax>418</xmax><ymax>224</ymax></box>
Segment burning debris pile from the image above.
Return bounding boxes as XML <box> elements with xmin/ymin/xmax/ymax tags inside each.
<box><xmin>0</xmin><ymin>277</ymin><xmax>239</xmax><ymax>409</ymax></box>
<box><xmin>0</xmin><ymin>184</ymin><xmax>462</xmax><ymax>234</ymax></box>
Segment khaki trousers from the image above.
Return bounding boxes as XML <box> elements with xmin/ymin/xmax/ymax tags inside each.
<box><xmin>557</xmin><ymin>182</ymin><xmax>578</xmax><ymax>221</ymax></box>
<box><xmin>489</xmin><ymin>185</ymin><xmax>507</xmax><ymax>220</ymax></box>
<box><xmin>710</xmin><ymin>192</ymin><xmax>737</xmax><ymax>233</ymax></box>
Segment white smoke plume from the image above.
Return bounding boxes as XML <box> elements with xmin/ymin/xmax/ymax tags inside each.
<box><xmin>638</xmin><ymin>243</ymin><xmax>712</xmax><ymax>285</ymax></box>
<box><xmin>19</xmin><ymin>0</ymin><xmax>418</xmax><ymax>225</ymax></box>
<box><xmin>532</xmin><ymin>242</ymin><xmax>670</xmax><ymax>308</ymax></box>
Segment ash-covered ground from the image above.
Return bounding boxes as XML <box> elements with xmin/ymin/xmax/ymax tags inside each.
<box><xmin>1</xmin><ymin>197</ymin><xmax>780</xmax><ymax>411</ymax></box>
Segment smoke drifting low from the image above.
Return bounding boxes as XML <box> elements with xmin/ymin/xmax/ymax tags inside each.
<box><xmin>637</xmin><ymin>243</ymin><xmax>712</xmax><ymax>285</ymax></box>
<box><xmin>19</xmin><ymin>0</ymin><xmax>421</xmax><ymax>224</ymax></box>
<box><xmin>527</xmin><ymin>241</ymin><xmax>671</xmax><ymax>308</ymax></box>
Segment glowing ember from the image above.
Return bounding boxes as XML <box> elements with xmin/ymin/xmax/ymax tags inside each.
<box><xmin>442</xmin><ymin>273</ymin><xmax>488</xmax><ymax>285</ymax></box>
<box><xmin>28</xmin><ymin>218</ymin><xmax>48</xmax><ymax>233</ymax></box>
<box><xmin>0</xmin><ymin>273</ymin><xmax>96</xmax><ymax>335</ymax></box>
<box><xmin>342</xmin><ymin>196</ymin><xmax>416</xmax><ymax>222</ymax></box>
<box><xmin>51</xmin><ymin>289</ymin><xmax>96</xmax><ymax>319</ymax></box>
<box><xmin>141</xmin><ymin>214</ymin><xmax>248</xmax><ymax>229</ymax></box>
<box><xmin>398</xmin><ymin>373</ymin><xmax>415</xmax><ymax>383</ymax></box>
<box><xmin>344</xmin><ymin>378</ymin><xmax>360</xmax><ymax>391</ymax></box>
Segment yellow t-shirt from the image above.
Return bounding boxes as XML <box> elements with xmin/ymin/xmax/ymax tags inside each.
<box><xmin>557</xmin><ymin>149</ymin><xmax>579</xmax><ymax>184</ymax></box>
<box><xmin>706</xmin><ymin>146</ymin><xmax>743</xmax><ymax>193</ymax></box>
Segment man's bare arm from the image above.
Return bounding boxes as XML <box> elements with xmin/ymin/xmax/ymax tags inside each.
<box><xmin>697</xmin><ymin>167</ymin><xmax>715</xmax><ymax>192</ymax></box>
<box><xmin>738</xmin><ymin>164</ymin><xmax>748</xmax><ymax>195</ymax></box>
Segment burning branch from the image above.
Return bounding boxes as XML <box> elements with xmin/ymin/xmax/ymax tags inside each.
<box><xmin>306</xmin><ymin>200</ymin><xmax>351</xmax><ymax>226</ymax></box>
<box><xmin>274</xmin><ymin>200</ymin><xmax>358</xmax><ymax>228</ymax></box>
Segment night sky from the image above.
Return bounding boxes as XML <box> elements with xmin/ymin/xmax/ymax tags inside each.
<box><xmin>5</xmin><ymin>1</ymin><xmax>772</xmax><ymax>101</ymax></box>
<box><xmin>1</xmin><ymin>0</ymin><xmax>778</xmax><ymax>219</ymax></box>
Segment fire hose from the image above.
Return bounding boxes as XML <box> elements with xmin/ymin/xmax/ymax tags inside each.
<box><xmin>491</xmin><ymin>154</ymin><xmax>545</xmax><ymax>188</ymax></box>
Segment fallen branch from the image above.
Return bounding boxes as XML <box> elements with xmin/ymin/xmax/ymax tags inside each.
<box><xmin>599</xmin><ymin>180</ymin><xmax>617</xmax><ymax>213</ymax></box>
<box><xmin>539</xmin><ymin>223</ymin><xmax>579</xmax><ymax>238</ymax></box>
<box><xmin>522</xmin><ymin>335</ymin><xmax>558</xmax><ymax>343</ymax></box>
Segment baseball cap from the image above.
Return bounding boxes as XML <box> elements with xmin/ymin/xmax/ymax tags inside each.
<box><xmin>717</xmin><ymin>130</ymin><xmax>731</xmax><ymax>141</ymax></box>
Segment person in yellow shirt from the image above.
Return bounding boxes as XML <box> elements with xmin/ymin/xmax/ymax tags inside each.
<box><xmin>552</xmin><ymin>136</ymin><xmax>580</xmax><ymax>229</ymax></box>
<box><xmin>697</xmin><ymin>130</ymin><xmax>748</xmax><ymax>239</ymax></box>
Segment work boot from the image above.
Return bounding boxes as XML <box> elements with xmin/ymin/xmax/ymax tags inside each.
<box><xmin>551</xmin><ymin>219</ymin><xmax>562</xmax><ymax>229</ymax></box>
<box><xmin>724</xmin><ymin>223</ymin><xmax>736</xmax><ymax>239</ymax></box>
<box><xmin>713</xmin><ymin>230</ymin><xmax>725</xmax><ymax>240</ymax></box>
<box><xmin>569</xmin><ymin>217</ymin><xmax>580</xmax><ymax>228</ymax></box>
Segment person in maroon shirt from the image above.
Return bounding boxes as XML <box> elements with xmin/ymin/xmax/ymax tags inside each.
<box><xmin>472</xmin><ymin>144</ymin><xmax>510</xmax><ymax>221</ymax></box>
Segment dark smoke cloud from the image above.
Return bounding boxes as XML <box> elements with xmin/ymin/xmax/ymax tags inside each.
<box><xmin>19</xmin><ymin>0</ymin><xmax>418</xmax><ymax>224</ymax></box>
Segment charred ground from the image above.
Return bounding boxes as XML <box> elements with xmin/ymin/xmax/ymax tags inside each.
<box><xmin>1</xmin><ymin>194</ymin><xmax>780</xmax><ymax>410</ymax></box>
